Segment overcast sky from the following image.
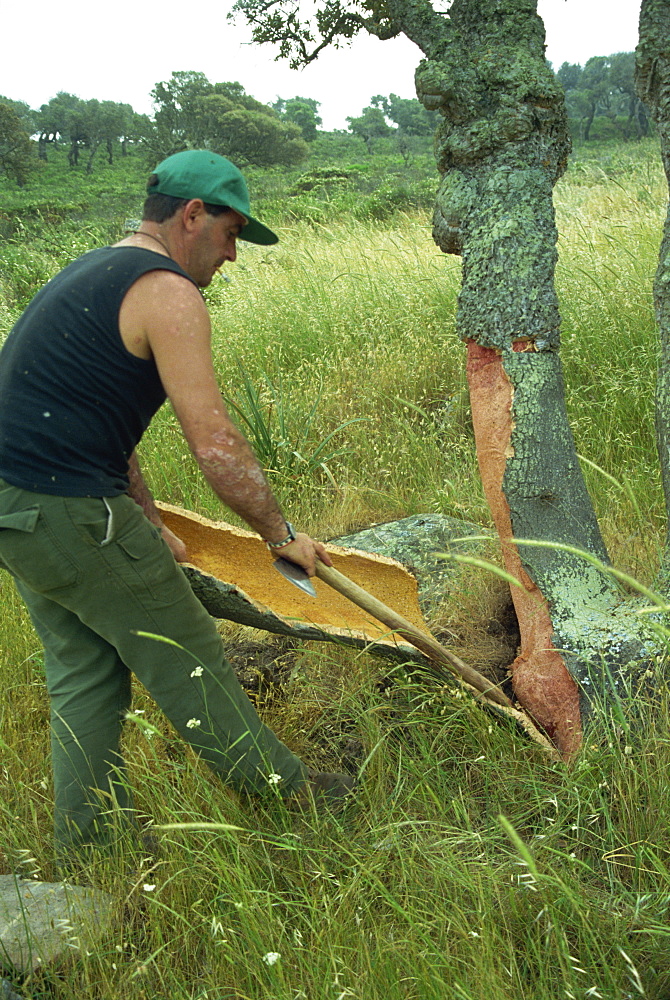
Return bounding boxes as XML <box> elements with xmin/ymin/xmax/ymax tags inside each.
<box><xmin>0</xmin><ymin>1</ymin><xmax>641</xmax><ymax>131</ymax></box>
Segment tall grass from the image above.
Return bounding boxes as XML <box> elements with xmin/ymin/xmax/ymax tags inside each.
<box><xmin>554</xmin><ymin>139</ymin><xmax>666</xmax><ymax>575</ymax></box>
<box><xmin>2</xmin><ymin>139</ymin><xmax>670</xmax><ymax>998</ymax></box>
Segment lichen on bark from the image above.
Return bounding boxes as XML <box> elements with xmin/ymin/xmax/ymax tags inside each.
<box><xmin>416</xmin><ymin>0</ymin><xmax>569</xmax><ymax>349</ymax></box>
<box><xmin>636</xmin><ymin>0</ymin><xmax>670</xmax><ymax>592</ymax></box>
<box><xmin>234</xmin><ymin>0</ymin><xmax>670</xmax><ymax>754</ymax></box>
<box><xmin>415</xmin><ymin>0</ymin><xmax>663</xmax><ymax>753</ymax></box>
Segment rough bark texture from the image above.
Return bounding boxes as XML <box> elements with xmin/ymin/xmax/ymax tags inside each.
<box><xmin>413</xmin><ymin>0</ymin><xmax>660</xmax><ymax>753</ymax></box>
<box><xmin>235</xmin><ymin>0</ymin><xmax>667</xmax><ymax>752</ymax></box>
<box><xmin>330</xmin><ymin>513</ymin><xmax>491</xmax><ymax>615</ymax></box>
<box><xmin>636</xmin><ymin>0</ymin><xmax>670</xmax><ymax>589</ymax></box>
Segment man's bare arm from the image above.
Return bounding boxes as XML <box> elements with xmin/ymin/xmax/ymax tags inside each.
<box><xmin>124</xmin><ymin>272</ymin><xmax>331</xmax><ymax>574</ymax></box>
<box><xmin>127</xmin><ymin>450</ymin><xmax>188</xmax><ymax>562</ymax></box>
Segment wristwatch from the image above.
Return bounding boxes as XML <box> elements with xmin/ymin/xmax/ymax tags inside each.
<box><xmin>265</xmin><ymin>522</ymin><xmax>297</xmax><ymax>551</ymax></box>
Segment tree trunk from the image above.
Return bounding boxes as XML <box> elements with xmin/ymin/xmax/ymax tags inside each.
<box><xmin>234</xmin><ymin>0</ymin><xmax>668</xmax><ymax>756</ymax></box>
<box><xmin>415</xmin><ymin>0</ymin><xmax>660</xmax><ymax>756</ymax></box>
<box><xmin>583</xmin><ymin>104</ymin><xmax>595</xmax><ymax>141</ymax></box>
<box><xmin>86</xmin><ymin>141</ymin><xmax>101</xmax><ymax>174</ymax></box>
<box><xmin>637</xmin><ymin>0</ymin><xmax>670</xmax><ymax>588</ymax></box>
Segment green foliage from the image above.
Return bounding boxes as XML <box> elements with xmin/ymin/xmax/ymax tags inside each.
<box><xmin>2</xmin><ymin>134</ymin><xmax>670</xmax><ymax>1000</ymax></box>
<box><xmin>371</xmin><ymin>92</ymin><xmax>440</xmax><ymax>136</ymax></box>
<box><xmin>277</xmin><ymin>161</ymin><xmax>436</xmax><ymax>226</ymax></box>
<box><xmin>210</xmin><ymin>106</ymin><xmax>308</xmax><ymax>168</ymax></box>
<box><xmin>0</xmin><ymin>95</ymin><xmax>35</xmax><ymax>132</ymax></box>
<box><xmin>0</xmin><ymin>102</ymin><xmax>37</xmax><ymax>187</ymax></box>
<box><xmin>148</xmin><ymin>70</ymin><xmax>309</xmax><ymax>168</ymax></box>
<box><xmin>353</xmin><ymin>176</ymin><xmax>437</xmax><ymax>220</ymax></box>
<box><xmin>274</xmin><ymin>96</ymin><xmax>323</xmax><ymax>141</ymax></box>
<box><xmin>289</xmin><ymin>165</ymin><xmax>356</xmax><ymax>194</ymax></box>
<box><xmin>221</xmin><ymin>362</ymin><xmax>364</xmax><ymax>489</ymax></box>
<box><xmin>346</xmin><ymin>105</ymin><xmax>391</xmax><ymax>151</ymax></box>
<box><xmin>557</xmin><ymin>51</ymin><xmax>649</xmax><ymax>141</ymax></box>
<box><xmin>35</xmin><ymin>92</ymin><xmax>141</xmax><ymax>170</ymax></box>
<box><xmin>232</xmin><ymin>0</ymin><xmax>366</xmax><ymax>69</ymax></box>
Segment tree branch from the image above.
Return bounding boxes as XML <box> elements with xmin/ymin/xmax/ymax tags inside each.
<box><xmin>231</xmin><ymin>0</ymin><xmax>451</xmax><ymax>66</ymax></box>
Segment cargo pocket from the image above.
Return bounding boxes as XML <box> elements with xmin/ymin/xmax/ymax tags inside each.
<box><xmin>114</xmin><ymin>515</ymin><xmax>179</xmax><ymax>603</ymax></box>
<box><xmin>0</xmin><ymin>506</ymin><xmax>80</xmax><ymax>591</ymax></box>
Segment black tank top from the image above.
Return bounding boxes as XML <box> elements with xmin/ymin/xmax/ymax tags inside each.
<box><xmin>0</xmin><ymin>246</ymin><xmax>197</xmax><ymax>496</ymax></box>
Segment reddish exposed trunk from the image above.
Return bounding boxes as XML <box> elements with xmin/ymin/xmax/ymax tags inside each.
<box><xmin>466</xmin><ymin>341</ymin><xmax>582</xmax><ymax>757</ymax></box>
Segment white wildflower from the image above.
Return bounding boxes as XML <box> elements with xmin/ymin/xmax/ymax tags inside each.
<box><xmin>143</xmin><ymin>884</ymin><xmax>156</xmax><ymax>892</ymax></box>
<box><xmin>190</xmin><ymin>666</ymin><xmax>203</xmax><ymax>677</ymax></box>
<box><xmin>186</xmin><ymin>718</ymin><xmax>201</xmax><ymax>729</ymax></box>
<box><xmin>267</xmin><ymin>772</ymin><xmax>283</xmax><ymax>785</ymax></box>
<box><xmin>262</xmin><ymin>951</ymin><xmax>281</xmax><ymax>966</ymax></box>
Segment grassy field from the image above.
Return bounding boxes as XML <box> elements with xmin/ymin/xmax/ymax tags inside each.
<box><xmin>1</xmin><ymin>139</ymin><xmax>670</xmax><ymax>998</ymax></box>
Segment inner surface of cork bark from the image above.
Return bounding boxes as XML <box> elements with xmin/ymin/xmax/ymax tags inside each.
<box><xmin>466</xmin><ymin>341</ymin><xmax>582</xmax><ymax>757</ymax></box>
<box><xmin>158</xmin><ymin>503</ymin><xmax>429</xmax><ymax>645</ymax></box>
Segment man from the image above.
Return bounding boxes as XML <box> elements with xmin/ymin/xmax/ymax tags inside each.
<box><xmin>0</xmin><ymin>150</ymin><xmax>354</xmax><ymax>857</ymax></box>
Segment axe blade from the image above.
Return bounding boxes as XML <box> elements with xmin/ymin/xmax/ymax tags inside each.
<box><xmin>273</xmin><ymin>557</ymin><xmax>317</xmax><ymax>597</ymax></box>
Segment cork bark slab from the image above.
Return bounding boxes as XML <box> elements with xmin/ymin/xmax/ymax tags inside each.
<box><xmin>157</xmin><ymin>503</ymin><xmax>430</xmax><ymax>664</ymax></box>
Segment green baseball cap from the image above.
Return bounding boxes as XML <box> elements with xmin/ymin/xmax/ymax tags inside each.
<box><xmin>149</xmin><ymin>150</ymin><xmax>278</xmax><ymax>246</ymax></box>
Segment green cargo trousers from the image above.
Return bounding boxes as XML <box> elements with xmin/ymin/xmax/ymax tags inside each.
<box><xmin>0</xmin><ymin>479</ymin><xmax>307</xmax><ymax>852</ymax></box>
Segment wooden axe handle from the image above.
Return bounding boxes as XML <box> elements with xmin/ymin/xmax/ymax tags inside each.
<box><xmin>314</xmin><ymin>561</ymin><xmax>513</xmax><ymax>710</ymax></box>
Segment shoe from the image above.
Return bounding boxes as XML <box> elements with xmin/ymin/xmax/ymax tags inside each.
<box><xmin>287</xmin><ymin>769</ymin><xmax>356</xmax><ymax>816</ymax></box>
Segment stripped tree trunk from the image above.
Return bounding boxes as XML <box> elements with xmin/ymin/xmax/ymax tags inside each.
<box><xmin>412</xmin><ymin>0</ymin><xmax>660</xmax><ymax>756</ymax></box>
<box><xmin>637</xmin><ymin>0</ymin><xmax>670</xmax><ymax>590</ymax></box>
<box><xmin>236</xmin><ymin>0</ymin><xmax>667</xmax><ymax>756</ymax></box>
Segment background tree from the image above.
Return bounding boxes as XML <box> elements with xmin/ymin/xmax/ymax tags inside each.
<box><xmin>346</xmin><ymin>105</ymin><xmax>391</xmax><ymax>151</ymax></box>
<box><xmin>371</xmin><ymin>92</ymin><xmax>440</xmax><ymax>161</ymax></box>
<box><xmin>149</xmin><ymin>71</ymin><xmax>308</xmax><ymax>167</ymax></box>
<box><xmin>150</xmin><ymin>70</ymin><xmax>213</xmax><ymax>156</ymax></box>
<box><xmin>0</xmin><ymin>102</ymin><xmax>36</xmax><ymax>186</ymax></box>
<box><xmin>0</xmin><ymin>97</ymin><xmax>35</xmax><ymax>135</ymax></box>
<box><xmin>371</xmin><ymin>93</ymin><xmax>439</xmax><ymax>135</ymax></box>
<box><xmin>35</xmin><ymin>92</ymin><xmax>81</xmax><ymax>161</ymax></box>
<box><xmin>573</xmin><ymin>55</ymin><xmax>613</xmax><ymax>140</ymax></box>
<box><xmin>274</xmin><ymin>96</ymin><xmax>322</xmax><ymax>141</ymax></box>
<box><xmin>612</xmin><ymin>51</ymin><xmax>648</xmax><ymax>138</ymax></box>
<box><xmin>233</xmin><ymin>0</ymin><xmax>667</xmax><ymax>756</ymax></box>
<box><xmin>557</xmin><ymin>52</ymin><xmax>648</xmax><ymax>140</ymax></box>
<box><xmin>78</xmin><ymin>100</ymin><xmax>136</xmax><ymax>172</ymax></box>
<box><xmin>555</xmin><ymin>62</ymin><xmax>582</xmax><ymax>94</ymax></box>
<box><xmin>208</xmin><ymin>106</ymin><xmax>308</xmax><ymax>166</ymax></box>
<box><xmin>637</xmin><ymin>0</ymin><xmax>670</xmax><ymax>591</ymax></box>
<box><xmin>29</xmin><ymin>93</ymin><xmax>143</xmax><ymax>171</ymax></box>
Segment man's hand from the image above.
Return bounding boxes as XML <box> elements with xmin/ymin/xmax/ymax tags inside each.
<box><xmin>274</xmin><ymin>533</ymin><xmax>333</xmax><ymax>577</ymax></box>
<box><xmin>161</xmin><ymin>524</ymin><xmax>188</xmax><ymax>562</ymax></box>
